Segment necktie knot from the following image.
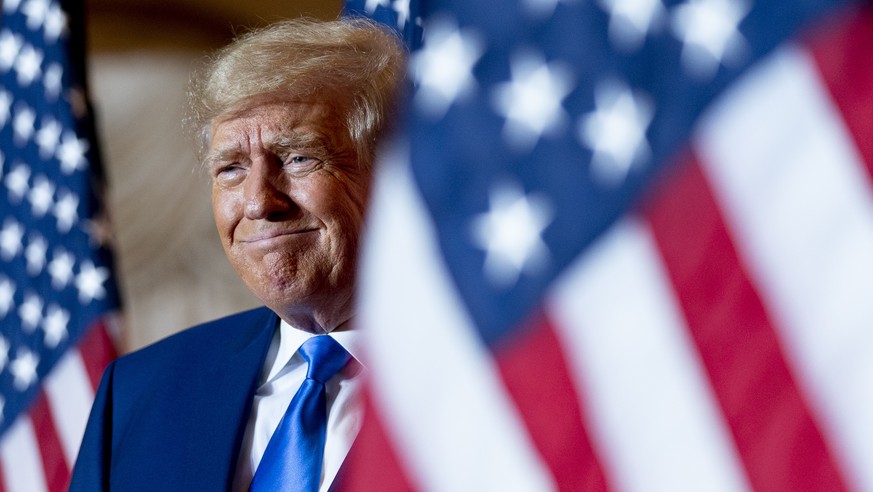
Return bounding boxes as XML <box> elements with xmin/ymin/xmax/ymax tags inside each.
<box><xmin>300</xmin><ymin>335</ymin><xmax>350</xmax><ymax>384</ymax></box>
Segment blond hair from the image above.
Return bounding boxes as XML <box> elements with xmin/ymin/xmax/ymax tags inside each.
<box><xmin>187</xmin><ymin>17</ymin><xmax>406</xmax><ymax>169</ymax></box>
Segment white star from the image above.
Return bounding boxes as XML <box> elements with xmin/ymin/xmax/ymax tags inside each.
<box><xmin>0</xmin><ymin>219</ymin><xmax>24</xmax><ymax>260</ymax></box>
<box><xmin>54</xmin><ymin>189</ymin><xmax>79</xmax><ymax>232</ymax></box>
<box><xmin>0</xmin><ymin>89</ymin><xmax>11</xmax><ymax>127</ymax></box>
<box><xmin>598</xmin><ymin>0</ymin><xmax>666</xmax><ymax>50</ymax></box>
<box><xmin>671</xmin><ymin>0</ymin><xmax>750</xmax><ymax>78</ymax></box>
<box><xmin>22</xmin><ymin>0</ymin><xmax>49</xmax><ymax>31</ymax></box>
<box><xmin>75</xmin><ymin>260</ymin><xmax>109</xmax><ymax>304</ymax></box>
<box><xmin>0</xmin><ymin>336</ymin><xmax>9</xmax><ymax>371</ymax></box>
<box><xmin>35</xmin><ymin>117</ymin><xmax>61</xmax><ymax>159</ymax></box>
<box><xmin>0</xmin><ymin>277</ymin><xmax>14</xmax><ymax>318</ymax></box>
<box><xmin>48</xmin><ymin>248</ymin><xmax>75</xmax><ymax>289</ymax></box>
<box><xmin>3</xmin><ymin>0</ymin><xmax>23</xmax><ymax>14</ymax></box>
<box><xmin>579</xmin><ymin>80</ymin><xmax>653</xmax><ymax>186</ymax></box>
<box><xmin>364</xmin><ymin>0</ymin><xmax>390</xmax><ymax>13</ymax></box>
<box><xmin>470</xmin><ymin>181</ymin><xmax>553</xmax><ymax>287</ymax></box>
<box><xmin>25</xmin><ymin>234</ymin><xmax>47</xmax><ymax>276</ymax></box>
<box><xmin>18</xmin><ymin>292</ymin><xmax>43</xmax><ymax>331</ymax></box>
<box><xmin>0</xmin><ymin>30</ymin><xmax>22</xmax><ymax>71</ymax></box>
<box><xmin>392</xmin><ymin>0</ymin><xmax>410</xmax><ymax>27</ymax></box>
<box><xmin>57</xmin><ymin>132</ymin><xmax>89</xmax><ymax>173</ymax></box>
<box><xmin>13</xmin><ymin>105</ymin><xmax>35</xmax><ymax>144</ymax></box>
<box><xmin>4</xmin><ymin>163</ymin><xmax>30</xmax><ymax>202</ymax></box>
<box><xmin>43</xmin><ymin>62</ymin><xmax>62</xmax><ymax>99</ymax></box>
<box><xmin>412</xmin><ymin>17</ymin><xmax>484</xmax><ymax>119</ymax></box>
<box><xmin>14</xmin><ymin>43</ymin><xmax>42</xmax><ymax>86</ymax></box>
<box><xmin>42</xmin><ymin>304</ymin><xmax>69</xmax><ymax>348</ymax></box>
<box><xmin>491</xmin><ymin>51</ymin><xmax>574</xmax><ymax>152</ymax></box>
<box><xmin>28</xmin><ymin>174</ymin><xmax>55</xmax><ymax>217</ymax></box>
<box><xmin>43</xmin><ymin>4</ymin><xmax>68</xmax><ymax>42</ymax></box>
<box><xmin>522</xmin><ymin>0</ymin><xmax>578</xmax><ymax>19</ymax></box>
<box><xmin>10</xmin><ymin>348</ymin><xmax>39</xmax><ymax>391</ymax></box>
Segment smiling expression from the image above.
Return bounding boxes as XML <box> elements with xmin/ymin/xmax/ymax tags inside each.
<box><xmin>207</xmin><ymin>99</ymin><xmax>369</xmax><ymax>332</ymax></box>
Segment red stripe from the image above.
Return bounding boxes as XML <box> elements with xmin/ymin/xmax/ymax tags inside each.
<box><xmin>341</xmin><ymin>390</ymin><xmax>417</xmax><ymax>492</ymax></box>
<box><xmin>807</xmin><ymin>4</ymin><xmax>873</xmax><ymax>179</ymax></box>
<box><xmin>494</xmin><ymin>312</ymin><xmax>610</xmax><ymax>492</ymax></box>
<box><xmin>29</xmin><ymin>393</ymin><xmax>69</xmax><ymax>492</ymax></box>
<box><xmin>77</xmin><ymin>320</ymin><xmax>118</xmax><ymax>390</ymax></box>
<box><xmin>643</xmin><ymin>157</ymin><xmax>849</xmax><ymax>492</ymax></box>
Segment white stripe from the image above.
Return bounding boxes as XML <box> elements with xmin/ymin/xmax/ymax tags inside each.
<box><xmin>359</xmin><ymin>145</ymin><xmax>556</xmax><ymax>492</ymax></box>
<box><xmin>548</xmin><ymin>218</ymin><xmax>751</xmax><ymax>492</ymax></box>
<box><xmin>43</xmin><ymin>348</ymin><xmax>96</xmax><ymax>467</ymax></box>
<box><xmin>0</xmin><ymin>416</ymin><xmax>49</xmax><ymax>492</ymax></box>
<box><xmin>696</xmin><ymin>45</ymin><xmax>873</xmax><ymax>491</ymax></box>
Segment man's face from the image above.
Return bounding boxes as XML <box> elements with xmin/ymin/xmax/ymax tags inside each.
<box><xmin>207</xmin><ymin>100</ymin><xmax>368</xmax><ymax>331</ymax></box>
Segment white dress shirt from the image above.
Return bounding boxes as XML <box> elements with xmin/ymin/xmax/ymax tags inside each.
<box><xmin>232</xmin><ymin>319</ymin><xmax>364</xmax><ymax>492</ymax></box>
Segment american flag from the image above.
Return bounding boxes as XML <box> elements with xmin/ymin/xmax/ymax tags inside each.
<box><xmin>0</xmin><ymin>1</ymin><xmax>120</xmax><ymax>491</ymax></box>
<box><xmin>344</xmin><ymin>0</ymin><xmax>873</xmax><ymax>490</ymax></box>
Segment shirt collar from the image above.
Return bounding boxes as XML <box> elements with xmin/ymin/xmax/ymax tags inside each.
<box><xmin>264</xmin><ymin>318</ymin><xmax>363</xmax><ymax>383</ymax></box>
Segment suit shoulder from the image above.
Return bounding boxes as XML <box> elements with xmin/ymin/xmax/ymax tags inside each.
<box><xmin>115</xmin><ymin>306</ymin><xmax>276</xmax><ymax>374</ymax></box>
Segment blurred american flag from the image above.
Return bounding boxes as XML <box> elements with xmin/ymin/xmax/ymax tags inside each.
<box><xmin>0</xmin><ymin>1</ymin><xmax>120</xmax><ymax>491</ymax></box>
<box><xmin>344</xmin><ymin>0</ymin><xmax>873</xmax><ymax>490</ymax></box>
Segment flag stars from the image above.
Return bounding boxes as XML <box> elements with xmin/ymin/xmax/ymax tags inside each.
<box><xmin>0</xmin><ymin>277</ymin><xmax>14</xmax><ymax>318</ymax></box>
<box><xmin>671</xmin><ymin>0</ymin><xmax>750</xmax><ymax>78</ymax></box>
<box><xmin>412</xmin><ymin>17</ymin><xmax>484</xmax><ymax>119</ymax></box>
<box><xmin>25</xmin><ymin>234</ymin><xmax>47</xmax><ymax>276</ymax></box>
<box><xmin>364</xmin><ymin>0</ymin><xmax>391</xmax><ymax>13</ymax></box>
<box><xmin>598</xmin><ymin>0</ymin><xmax>665</xmax><ymax>51</ymax></box>
<box><xmin>13</xmin><ymin>105</ymin><xmax>36</xmax><ymax>145</ymax></box>
<box><xmin>0</xmin><ymin>336</ymin><xmax>8</xmax><ymax>370</ymax></box>
<box><xmin>470</xmin><ymin>182</ymin><xmax>553</xmax><ymax>288</ymax></box>
<box><xmin>48</xmin><ymin>248</ymin><xmax>75</xmax><ymax>289</ymax></box>
<box><xmin>22</xmin><ymin>0</ymin><xmax>50</xmax><ymax>31</ymax></box>
<box><xmin>523</xmin><ymin>0</ymin><xmax>578</xmax><ymax>19</ymax></box>
<box><xmin>35</xmin><ymin>117</ymin><xmax>62</xmax><ymax>158</ymax></box>
<box><xmin>4</xmin><ymin>163</ymin><xmax>31</xmax><ymax>202</ymax></box>
<box><xmin>579</xmin><ymin>80</ymin><xmax>653</xmax><ymax>186</ymax></box>
<box><xmin>57</xmin><ymin>131</ymin><xmax>89</xmax><ymax>173</ymax></box>
<box><xmin>18</xmin><ymin>292</ymin><xmax>43</xmax><ymax>331</ymax></box>
<box><xmin>54</xmin><ymin>189</ymin><xmax>79</xmax><ymax>232</ymax></box>
<box><xmin>14</xmin><ymin>43</ymin><xmax>42</xmax><ymax>86</ymax></box>
<box><xmin>491</xmin><ymin>51</ymin><xmax>574</xmax><ymax>152</ymax></box>
<box><xmin>10</xmin><ymin>348</ymin><xmax>39</xmax><ymax>391</ymax></box>
<box><xmin>28</xmin><ymin>175</ymin><xmax>55</xmax><ymax>216</ymax></box>
<box><xmin>0</xmin><ymin>219</ymin><xmax>24</xmax><ymax>260</ymax></box>
<box><xmin>0</xmin><ymin>30</ymin><xmax>22</xmax><ymax>71</ymax></box>
<box><xmin>43</xmin><ymin>3</ymin><xmax>68</xmax><ymax>41</ymax></box>
<box><xmin>43</xmin><ymin>62</ymin><xmax>62</xmax><ymax>99</ymax></box>
<box><xmin>0</xmin><ymin>89</ymin><xmax>11</xmax><ymax>126</ymax></box>
<box><xmin>75</xmin><ymin>260</ymin><xmax>109</xmax><ymax>304</ymax></box>
<box><xmin>42</xmin><ymin>304</ymin><xmax>69</xmax><ymax>348</ymax></box>
<box><xmin>392</xmin><ymin>0</ymin><xmax>410</xmax><ymax>28</ymax></box>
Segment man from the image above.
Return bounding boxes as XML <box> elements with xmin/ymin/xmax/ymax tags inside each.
<box><xmin>69</xmin><ymin>17</ymin><xmax>405</xmax><ymax>491</ymax></box>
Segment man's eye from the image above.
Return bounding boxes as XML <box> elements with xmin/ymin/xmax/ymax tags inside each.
<box><xmin>212</xmin><ymin>163</ymin><xmax>246</xmax><ymax>185</ymax></box>
<box><xmin>285</xmin><ymin>155</ymin><xmax>322</xmax><ymax>175</ymax></box>
<box><xmin>215</xmin><ymin>164</ymin><xmax>241</xmax><ymax>176</ymax></box>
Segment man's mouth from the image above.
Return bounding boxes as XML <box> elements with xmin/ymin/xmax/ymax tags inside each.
<box><xmin>240</xmin><ymin>228</ymin><xmax>318</xmax><ymax>244</ymax></box>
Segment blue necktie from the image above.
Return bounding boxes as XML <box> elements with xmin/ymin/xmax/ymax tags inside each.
<box><xmin>249</xmin><ymin>335</ymin><xmax>351</xmax><ymax>492</ymax></box>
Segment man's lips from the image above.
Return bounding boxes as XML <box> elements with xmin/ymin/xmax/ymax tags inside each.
<box><xmin>239</xmin><ymin>228</ymin><xmax>318</xmax><ymax>244</ymax></box>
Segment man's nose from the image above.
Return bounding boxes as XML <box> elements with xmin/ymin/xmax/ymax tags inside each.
<box><xmin>243</xmin><ymin>161</ymin><xmax>294</xmax><ymax>220</ymax></box>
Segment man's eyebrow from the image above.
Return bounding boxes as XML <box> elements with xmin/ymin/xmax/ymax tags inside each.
<box><xmin>203</xmin><ymin>148</ymin><xmax>244</xmax><ymax>170</ymax></box>
<box><xmin>270</xmin><ymin>129</ymin><xmax>330</xmax><ymax>153</ymax></box>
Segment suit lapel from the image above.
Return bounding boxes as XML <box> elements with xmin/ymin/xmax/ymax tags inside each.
<box><xmin>175</xmin><ymin>308</ymin><xmax>277</xmax><ymax>490</ymax></box>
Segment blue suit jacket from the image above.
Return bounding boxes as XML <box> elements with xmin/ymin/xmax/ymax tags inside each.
<box><xmin>70</xmin><ymin>307</ymin><xmax>280</xmax><ymax>491</ymax></box>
